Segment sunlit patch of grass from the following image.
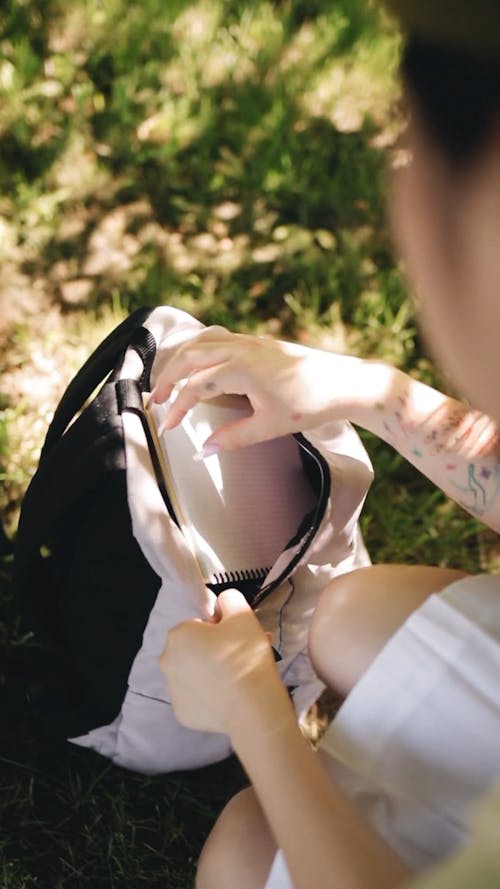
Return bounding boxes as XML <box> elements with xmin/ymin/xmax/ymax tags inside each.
<box><xmin>1</xmin><ymin>0</ymin><xmax>403</xmax><ymax>358</ymax></box>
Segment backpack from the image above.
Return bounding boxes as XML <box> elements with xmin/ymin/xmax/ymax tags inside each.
<box><xmin>14</xmin><ymin>305</ymin><xmax>373</xmax><ymax>774</ymax></box>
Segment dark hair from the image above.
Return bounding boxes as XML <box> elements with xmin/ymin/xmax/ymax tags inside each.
<box><xmin>401</xmin><ymin>37</ymin><xmax>500</xmax><ymax>165</ymax></box>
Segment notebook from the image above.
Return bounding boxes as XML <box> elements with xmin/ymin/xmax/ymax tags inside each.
<box><xmin>144</xmin><ymin>392</ymin><xmax>317</xmax><ymax>587</ymax></box>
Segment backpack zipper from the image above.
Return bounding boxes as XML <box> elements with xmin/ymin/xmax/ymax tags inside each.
<box><xmin>251</xmin><ymin>433</ymin><xmax>330</xmax><ymax>607</ymax></box>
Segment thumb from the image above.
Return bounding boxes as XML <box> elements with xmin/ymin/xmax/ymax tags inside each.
<box><xmin>216</xmin><ymin>588</ymin><xmax>252</xmax><ymax>618</ymax></box>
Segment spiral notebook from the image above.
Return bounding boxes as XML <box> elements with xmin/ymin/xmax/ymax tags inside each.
<box><xmin>144</xmin><ymin>393</ymin><xmax>317</xmax><ymax>587</ymax></box>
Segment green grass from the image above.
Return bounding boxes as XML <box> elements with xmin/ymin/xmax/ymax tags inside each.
<box><xmin>0</xmin><ymin>0</ymin><xmax>400</xmax><ymax>336</ymax></box>
<box><xmin>0</xmin><ymin>0</ymin><xmax>489</xmax><ymax>886</ymax></box>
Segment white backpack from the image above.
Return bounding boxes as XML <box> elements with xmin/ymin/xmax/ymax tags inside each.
<box><xmin>14</xmin><ymin>305</ymin><xmax>373</xmax><ymax>774</ymax></box>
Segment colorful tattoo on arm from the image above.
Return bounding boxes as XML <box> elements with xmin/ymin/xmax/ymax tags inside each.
<box><xmin>451</xmin><ymin>459</ymin><xmax>500</xmax><ymax>517</ymax></box>
<box><xmin>381</xmin><ymin>393</ymin><xmax>500</xmax><ymax>519</ymax></box>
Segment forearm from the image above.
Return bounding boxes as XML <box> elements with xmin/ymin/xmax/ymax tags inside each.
<box><xmin>152</xmin><ymin>328</ymin><xmax>500</xmax><ymax>528</ymax></box>
<box><xmin>229</xmin><ymin>677</ymin><xmax>410</xmax><ymax>889</ymax></box>
<box><xmin>344</xmin><ymin>361</ymin><xmax>500</xmax><ymax>531</ymax></box>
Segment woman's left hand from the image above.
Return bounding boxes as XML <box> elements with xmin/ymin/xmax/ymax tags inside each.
<box><xmin>159</xmin><ymin>588</ymin><xmax>282</xmax><ymax>735</ymax></box>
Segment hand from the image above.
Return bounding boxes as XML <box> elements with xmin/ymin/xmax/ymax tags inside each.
<box><xmin>150</xmin><ymin>326</ymin><xmax>370</xmax><ymax>450</ymax></box>
<box><xmin>159</xmin><ymin>589</ymin><xmax>285</xmax><ymax>735</ymax></box>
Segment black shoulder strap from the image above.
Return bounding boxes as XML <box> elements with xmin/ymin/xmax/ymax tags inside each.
<box><xmin>42</xmin><ymin>306</ymin><xmax>153</xmax><ymax>458</ymax></box>
<box><xmin>14</xmin><ymin>306</ymin><xmax>156</xmax><ymax>609</ymax></box>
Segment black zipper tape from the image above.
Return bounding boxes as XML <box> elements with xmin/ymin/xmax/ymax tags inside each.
<box><xmin>251</xmin><ymin>433</ymin><xmax>330</xmax><ymax>607</ymax></box>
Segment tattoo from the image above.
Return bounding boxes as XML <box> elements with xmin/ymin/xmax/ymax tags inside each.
<box><xmin>451</xmin><ymin>458</ymin><xmax>500</xmax><ymax>517</ymax></box>
<box><xmin>389</xmin><ymin>398</ymin><xmax>500</xmax><ymax>459</ymax></box>
<box><xmin>382</xmin><ymin>392</ymin><xmax>500</xmax><ymax>519</ymax></box>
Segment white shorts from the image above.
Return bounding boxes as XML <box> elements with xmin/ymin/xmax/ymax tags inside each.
<box><xmin>264</xmin><ymin>574</ymin><xmax>500</xmax><ymax>888</ymax></box>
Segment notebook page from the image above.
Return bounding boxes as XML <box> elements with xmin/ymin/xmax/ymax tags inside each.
<box><xmin>147</xmin><ymin>395</ymin><xmax>317</xmax><ymax>583</ymax></box>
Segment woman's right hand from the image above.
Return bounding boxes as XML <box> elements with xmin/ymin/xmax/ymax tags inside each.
<box><xmin>150</xmin><ymin>326</ymin><xmax>382</xmax><ymax>452</ymax></box>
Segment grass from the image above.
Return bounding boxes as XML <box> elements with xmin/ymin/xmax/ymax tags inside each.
<box><xmin>0</xmin><ymin>0</ymin><xmax>490</xmax><ymax>886</ymax></box>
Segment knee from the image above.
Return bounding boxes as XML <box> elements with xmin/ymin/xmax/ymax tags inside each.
<box><xmin>309</xmin><ymin>567</ymin><xmax>372</xmax><ymax>697</ymax></box>
<box><xmin>196</xmin><ymin>791</ymin><xmax>244</xmax><ymax>889</ymax></box>
<box><xmin>309</xmin><ymin>563</ymin><xmax>467</xmax><ymax>696</ymax></box>
<box><xmin>196</xmin><ymin>788</ymin><xmax>276</xmax><ymax>889</ymax></box>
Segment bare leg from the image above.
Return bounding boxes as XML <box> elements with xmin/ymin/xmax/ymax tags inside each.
<box><xmin>309</xmin><ymin>563</ymin><xmax>468</xmax><ymax>697</ymax></box>
<box><xmin>196</xmin><ymin>787</ymin><xmax>277</xmax><ymax>889</ymax></box>
<box><xmin>197</xmin><ymin>563</ymin><xmax>467</xmax><ymax>888</ymax></box>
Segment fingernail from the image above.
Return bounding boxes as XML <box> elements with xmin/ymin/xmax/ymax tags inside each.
<box><xmin>192</xmin><ymin>443</ymin><xmax>220</xmax><ymax>462</ymax></box>
<box><xmin>157</xmin><ymin>413</ymin><xmax>174</xmax><ymax>435</ymax></box>
<box><xmin>146</xmin><ymin>389</ymin><xmax>157</xmax><ymax>409</ymax></box>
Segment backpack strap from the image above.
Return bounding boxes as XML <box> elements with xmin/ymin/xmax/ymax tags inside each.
<box><xmin>14</xmin><ymin>307</ymin><xmax>156</xmax><ymax>643</ymax></box>
<box><xmin>42</xmin><ymin>306</ymin><xmax>154</xmax><ymax>457</ymax></box>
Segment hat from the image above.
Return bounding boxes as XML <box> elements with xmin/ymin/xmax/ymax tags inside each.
<box><xmin>383</xmin><ymin>1</ymin><xmax>500</xmax><ymax>58</ymax></box>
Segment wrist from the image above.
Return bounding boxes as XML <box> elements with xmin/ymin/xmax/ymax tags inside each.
<box><xmin>341</xmin><ymin>361</ymin><xmax>405</xmax><ymax>430</ymax></box>
<box><xmin>226</xmin><ymin>665</ymin><xmax>298</xmax><ymax>754</ymax></box>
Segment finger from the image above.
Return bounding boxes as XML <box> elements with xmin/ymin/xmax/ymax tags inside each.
<box><xmin>216</xmin><ymin>588</ymin><xmax>252</xmax><ymax>617</ymax></box>
<box><xmin>161</xmin><ymin>358</ymin><xmax>281</xmax><ymax>444</ymax></box>
<box><xmin>158</xmin><ymin>616</ymin><xmax>205</xmax><ymax>666</ymax></box>
<box><xmin>152</xmin><ymin>330</ymin><xmax>235</xmax><ymax>404</ymax></box>
<box><xmin>196</xmin><ymin>325</ymin><xmax>233</xmax><ymax>342</ymax></box>
<box><xmin>148</xmin><ymin>382</ymin><xmax>174</xmax><ymax>407</ymax></box>
<box><xmin>202</xmin><ymin>412</ymin><xmax>280</xmax><ymax>451</ymax></box>
<box><xmin>159</xmin><ymin>363</ymin><xmax>233</xmax><ymax>430</ymax></box>
<box><xmin>153</xmin><ymin>352</ymin><xmax>225</xmax><ymax>404</ymax></box>
<box><xmin>159</xmin><ymin>382</ymin><xmax>204</xmax><ymax>431</ymax></box>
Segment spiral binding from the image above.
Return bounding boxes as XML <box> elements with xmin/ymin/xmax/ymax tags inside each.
<box><xmin>210</xmin><ymin>567</ymin><xmax>270</xmax><ymax>584</ymax></box>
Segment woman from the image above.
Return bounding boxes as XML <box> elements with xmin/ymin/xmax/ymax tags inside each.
<box><xmin>154</xmin><ymin>3</ymin><xmax>500</xmax><ymax>887</ymax></box>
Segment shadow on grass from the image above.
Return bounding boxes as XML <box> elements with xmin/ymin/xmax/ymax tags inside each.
<box><xmin>36</xmin><ymin>111</ymin><xmax>390</xmax><ymax>334</ymax></box>
<box><xmin>1</xmin><ymin>0</ymin><xmax>400</xmax><ymax>341</ymax></box>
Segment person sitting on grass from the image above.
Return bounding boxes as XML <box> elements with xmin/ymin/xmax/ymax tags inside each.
<box><xmin>152</xmin><ymin>2</ymin><xmax>500</xmax><ymax>887</ymax></box>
